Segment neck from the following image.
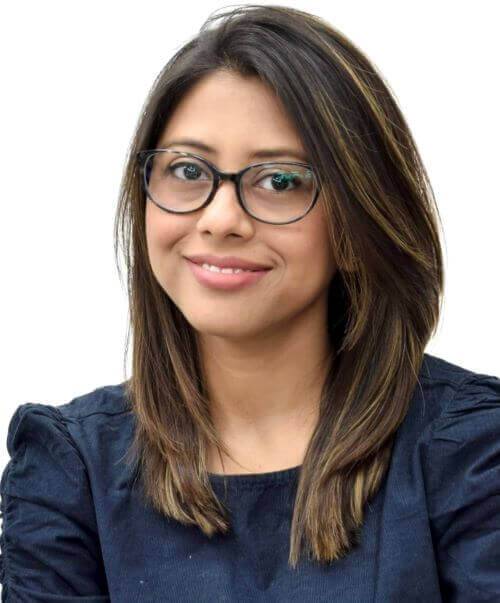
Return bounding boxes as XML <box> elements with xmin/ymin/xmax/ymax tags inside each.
<box><xmin>198</xmin><ymin>304</ymin><xmax>333</xmax><ymax>472</ymax></box>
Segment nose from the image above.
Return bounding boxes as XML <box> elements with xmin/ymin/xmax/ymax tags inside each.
<box><xmin>195</xmin><ymin>178</ymin><xmax>255</xmax><ymax>238</ymax></box>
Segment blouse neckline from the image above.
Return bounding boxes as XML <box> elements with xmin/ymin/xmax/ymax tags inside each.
<box><xmin>207</xmin><ymin>464</ymin><xmax>301</xmax><ymax>486</ymax></box>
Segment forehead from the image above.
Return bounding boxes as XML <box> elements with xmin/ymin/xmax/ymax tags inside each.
<box><xmin>157</xmin><ymin>71</ymin><xmax>306</xmax><ymax>158</ymax></box>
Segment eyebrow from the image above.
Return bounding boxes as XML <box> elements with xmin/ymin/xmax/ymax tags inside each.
<box><xmin>158</xmin><ymin>138</ymin><xmax>309</xmax><ymax>162</ymax></box>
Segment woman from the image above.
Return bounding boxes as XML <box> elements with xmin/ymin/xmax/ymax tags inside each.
<box><xmin>1</xmin><ymin>5</ymin><xmax>499</xmax><ymax>602</ymax></box>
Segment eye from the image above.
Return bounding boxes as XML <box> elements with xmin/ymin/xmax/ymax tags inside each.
<box><xmin>257</xmin><ymin>170</ymin><xmax>306</xmax><ymax>192</ymax></box>
<box><xmin>169</xmin><ymin>161</ymin><xmax>211</xmax><ymax>181</ymax></box>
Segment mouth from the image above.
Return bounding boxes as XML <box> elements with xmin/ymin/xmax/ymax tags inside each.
<box><xmin>184</xmin><ymin>254</ymin><xmax>272</xmax><ymax>272</ymax></box>
<box><xmin>190</xmin><ymin>260</ymin><xmax>267</xmax><ymax>274</ymax></box>
<box><xmin>185</xmin><ymin>258</ymin><xmax>271</xmax><ymax>290</ymax></box>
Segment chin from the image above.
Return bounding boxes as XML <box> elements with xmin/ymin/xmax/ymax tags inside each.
<box><xmin>180</xmin><ymin>310</ymin><xmax>268</xmax><ymax>341</ymax></box>
<box><xmin>188</xmin><ymin>320</ymin><xmax>258</xmax><ymax>340</ymax></box>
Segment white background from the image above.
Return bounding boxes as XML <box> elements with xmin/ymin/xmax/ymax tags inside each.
<box><xmin>1</xmin><ymin>0</ymin><xmax>499</xmax><ymax>480</ymax></box>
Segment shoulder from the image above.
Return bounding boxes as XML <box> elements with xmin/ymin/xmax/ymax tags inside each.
<box><xmin>416</xmin><ymin>353</ymin><xmax>500</xmax><ymax>499</ymax></box>
<box><xmin>56</xmin><ymin>381</ymin><xmax>132</xmax><ymax>421</ymax></box>
<box><xmin>416</xmin><ymin>352</ymin><xmax>500</xmax><ymax>482</ymax></box>
<box><xmin>424</xmin><ymin>351</ymin><xmax>499</xmax><ymax>418</ymax></box>
<box><xmin>6</xmin><ymin>381</ymin><xmax>131</xmax><ymax>447</ymax></box>
<box><xmin>388</xmin><ymin>352</ymin><xmax>500</xmax><ymax>514</ymax></box>
<box><xmin>3</xmin><ymin>382</ymin><xmax>135</xmax><ymax>490</ymax></box>
<box><xmin>407</xmin><ymin>352</ymin><xmax>500</xmax><ymax>429</ymax></box>
<box><xmin>406</xmin><ymin>353</ymin><xmax>500</xmax><ymax>480</ymax></box>
<box><xmin>0</xmin><ymin>387</ymin><xmax>119</xmax><ymax>597</ymax></box>
<box><xmin>421</xmin><ymin>356</ymin><xmax>500</xmax><ymax>597</ymax></box>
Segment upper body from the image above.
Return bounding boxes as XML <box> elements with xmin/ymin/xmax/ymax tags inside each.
<box><xmin>3</xmin><ymin>7</ymin><xmax>498</xmax><ymax>603</ymax></box>
<box><xmin>1</xmin><ymin>352</ymin><xmax>499</xmax><ymax>602</ymax></box>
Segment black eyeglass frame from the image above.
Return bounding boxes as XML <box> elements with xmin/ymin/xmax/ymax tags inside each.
<box><xmin>136</xmin><ymin>148</ymin><xmax>322</xmax><ymax>225</ymax></box>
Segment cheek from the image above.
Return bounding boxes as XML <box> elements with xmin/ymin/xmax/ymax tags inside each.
<box><xmin>145</xmin><ymin>204</ymin><xmax>189</xmax><ymax>288</ymax></box>
<box><xmin>292</xmin><ymin>239</ymin><xmax>334</xmax><ymax>288</ymax></box>
<box><xmin>279</xmin><ymin>214</ymin><xmax>335</xmax><ymax>284</ymax></box>
<box><xmin>145</xmin><ymin>203</ymin><xmax>186</xmax><ymax>258</ymax></box>
<box><xmin>308</xmin><ymin>209</ymin><xmax>336</xmax><ymax>280</ymax></box>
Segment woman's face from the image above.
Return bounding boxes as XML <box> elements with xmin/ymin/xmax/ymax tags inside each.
<box><xmin>145</xmin><ymin>70</ymin><xmax>336</xmax><ymax>340</ymax></box>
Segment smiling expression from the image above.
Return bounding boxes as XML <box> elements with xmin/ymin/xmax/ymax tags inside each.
<box><xmin>145</xmin><ymin>69</ymin><xmax>337</xmax><ymax>340</ymax></box>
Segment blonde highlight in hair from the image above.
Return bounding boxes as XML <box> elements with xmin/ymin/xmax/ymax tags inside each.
<box><xmin>114</xmin><ymin>4</ymin><xmax>444</xmax><ymax>568</ymax></box>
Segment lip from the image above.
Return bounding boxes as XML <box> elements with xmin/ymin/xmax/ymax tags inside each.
<box><xmin>186</xmin><ymin>258</ymin><xmax>270</xmax><ymax>291</ymax></box>
<box><xmin>184</xmin><ymin>254</ymin><xmax>272</xmax><ymax>271</ymax></box>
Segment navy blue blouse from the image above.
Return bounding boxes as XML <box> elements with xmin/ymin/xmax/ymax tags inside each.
<box><xmin>1</xmin><ymin>353</ymin><xmax>499</xmax><ymax>602</ymax></box>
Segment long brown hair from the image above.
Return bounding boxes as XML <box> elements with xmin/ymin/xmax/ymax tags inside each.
<box><xmin>114</xmin><ymin>4</ymin><xmax>444</xmax><ymax>567</ymax></box>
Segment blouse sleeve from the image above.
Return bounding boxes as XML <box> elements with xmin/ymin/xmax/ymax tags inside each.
<box><xmin>424</xmin><ymin>373</ymin><xmax>500</xmax><ymax>602</ymax></box>
<box><xmin>0</xmin><ymin>403</ymin><xmax>110</xmax><ymax>602</ymax></box>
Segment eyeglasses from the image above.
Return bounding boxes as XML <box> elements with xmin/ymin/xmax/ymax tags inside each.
<box><xmin>136</xmin><ymin>148</ymin><xmax>322</xmax><ymax>225</ymax></box>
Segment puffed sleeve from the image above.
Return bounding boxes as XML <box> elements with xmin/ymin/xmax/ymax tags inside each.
<box><xmin>424</xmin><ymin>373</ymin><xmax>500</xmax><ymax>602</ymax></box>
<box><xmin>0</xmin><ymin>403</ymin><xmax>110</xmax><ymax>602</ymax></box>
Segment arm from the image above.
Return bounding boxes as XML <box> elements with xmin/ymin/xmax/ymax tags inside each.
<box><xmin>425</xmin><ymin>374</ymin><xmax>500</xmax><ymax>602</ymax></box>
<box><xmin>0</xmin><ymin>403</ymin><xmax>110</xmax><ymax>602</ymax></box>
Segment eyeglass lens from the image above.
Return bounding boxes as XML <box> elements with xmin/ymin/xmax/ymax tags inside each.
<box><xmin>144</xmin><ymin>151</ymin><xmax>316</xmax><ymax>223</ymax></box>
